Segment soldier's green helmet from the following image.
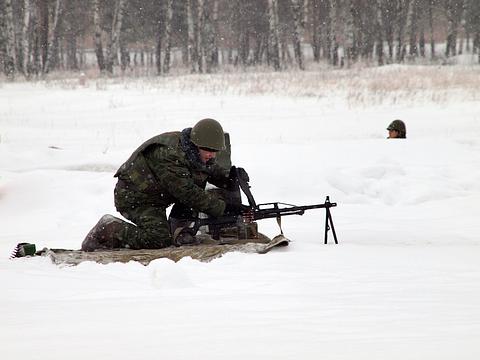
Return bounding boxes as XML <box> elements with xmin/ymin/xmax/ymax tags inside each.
<box><xmin>190</xmin><ymin>118</ymin><xmax>226</xmax><ymax>151</ymax></box>
<box><xmin>387</xmin><ymin>119</ymin><xmax>407</xmax><ymax>137</ymax></box>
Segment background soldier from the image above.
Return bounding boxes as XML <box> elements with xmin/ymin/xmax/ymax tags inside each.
<box><xmin>82</xmin><ymin>118</ymin><xmax>244</xmax><ymax>251</ymax></box>
<box><xmin>387</xmin><ymin>119</ymin><xmax>407</xmax><ymax>139</ymax></box>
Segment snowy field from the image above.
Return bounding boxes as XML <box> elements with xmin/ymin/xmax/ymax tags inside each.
<box><xmin>1</xmin><ymin>66</ymin><xmax>480</xmax><ymax>359</ymax></box>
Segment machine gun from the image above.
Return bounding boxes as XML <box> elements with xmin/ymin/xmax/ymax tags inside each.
<box><xmin>186</xmin><ymin>167</ymin><xmax>339</xmax><ymax>244</ymax></box>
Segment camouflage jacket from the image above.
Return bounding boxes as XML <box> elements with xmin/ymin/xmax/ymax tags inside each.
<box><xmin>114</xmin><ymin>129</ymin><xmax>230</xmax><ymax>217</ymax></box>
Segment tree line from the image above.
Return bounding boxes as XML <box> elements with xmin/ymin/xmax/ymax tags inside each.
<box><xmin>1</xmin><ymin>0</ymin><xmax>479</xmax><ymax>79</ymax></box>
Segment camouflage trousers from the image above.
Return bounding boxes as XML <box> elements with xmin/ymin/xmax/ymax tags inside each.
<box><xmin>113</xmin><ymin>180</ymin><xmax>172</xmax><ymax>249</ymax></box>
<box><xmin>111</xmin><ymin>181</ymin><xmax>235</xmax><ymax>250</ymax></box>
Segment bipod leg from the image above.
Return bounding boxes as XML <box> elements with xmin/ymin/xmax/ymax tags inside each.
<box><xmin>324</xmin><ymin>196</ymin><xmax>339</xmax><ymax>244</ymax></box>
<box><xmin>325</xmin><ymin>207</ymin><xmax>338</xmax><ymax>244</ymax></box>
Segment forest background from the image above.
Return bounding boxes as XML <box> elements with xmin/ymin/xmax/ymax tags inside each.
<box><xmin>1</xmin><ymin>0</ymin><xmax>479</xmax><ymax>81</ymax></box>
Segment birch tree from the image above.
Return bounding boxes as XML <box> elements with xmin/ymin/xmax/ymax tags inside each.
<box><xmin>3</xmin><ymin>0</ymin><xmax>16</xmax><ymax>78</ymax></box>
<box><xmin>309</xmin><ymin>0</ymin><xmax>331</xmax><ymax>62</ymax></box>
<box><xmin>187</xmin><ymin>0</ymin><xmax>198</xmax><ymax>72</ymax></box>
<box><xmin>395</xmin><ymin>0</ymin><xmax>412</xmax><ymax>62</ymax></box>
<box><xmin>0</xmin><ymin>4</ymin><xmax>5</xmax><ymax>73</ymax></box>
<box><xmin>155</xmin><ymin>0</ymin><xmax>163</xmax><ymax>75</ymax></box>
<box><xmin>163</xmin><ymin>0</ymin><xmax>173</xmax><ymax>74</ymax></box>
<box><xmin>187</xmin><ymin>0</ymin><xmax>205</xmax><ymax>73</ymax></box>
<box><xmin>310</xmin><ymin>0</ymin><xmax>321</xmax><ymax>61</ymax></box>
<box><xmin>43</xmin><ymin>0</ymin><xmax>64</xmax><ymax>73</ymax></box>
<box><xmin>406</xmin><ymin>0</ymin><xmax>418</xmax><ymax>56</ymax></box>
<box><xmin>267</xmin><ymin>0</ymin><xmax>281</xmax><ymax>70</ymax></box>
<box><xmin>444</xmin><ymin>0</ymin><xmax>464</xmax><ymax>57</ymax></box>
<box><xmin>92</xmin><ymin>0</ymin><xmax>105</xmax><ymax>71</ymax></box>
<box><xmin>427</xmin><ymin>0</ymin><xmax>436</xmax><ymax>58</ymax></box>
<box><xmin>210</xmin><ymin>0</ymin><xmax>220</xmax><ymax>68</ymax></box>
<box><xmin>230</xmin><ymin>0</ymin><xmax>252</xmax><ymax>66</ymax></box>
<box><xmin>375</xmin><ymin>0</ymin><xmax>385</xmax><ymax>65</ymax></box>
<box><xmin>465</xmin><ymin>0</ymin><xmax>480</xmax><ymax>63</ymax></box>
<box><xmin>418</xmin><ymin>0</ymin><xmax>426</xmax><ymax>57</ymax></box>
<box><xmin>329</xmin><ymin>0</ymin><xmax>339</xmax><ymax>66</ymax></box>
<box><xmin>197</xmin><ymin>0</ymin><xmax>205</xmax><ymax>72</ymax></box>
<box><xmin>382</xmin><ymin>0</ymin><xmax>396</xmax><ymax>61</ymax></box>
<box><xmin>105</xmin><ymin>0</ymin><xmax>126</xmax><ymax>74</ymax></box>
<box><xmin>37</xmin><ymin>0</ymin><xmax>49</xmax><ymax>71</ymax></box>
<box><xmin>320</xmin><ymin>0</ymin><xmax>332</xmax><ymax>61</ymax></box>
<box><xmin>21</xmin><ymin>0</ymin><xmax>31</xmax><ymax>76</ymax></box>
<box><xmin>204</xmin><ymin>0</ymin><xmax>219</xmax><ymax>72</ymax></box>
<box><xmin>344</xmin><ymin>0</ymin><xmax>356</xmax><ymax>65</ymax></box>
<box><xmin>64</xmin><ymin>0</ymin><xmax>87</xmax><ymax>71</ymax></box>
<box><xmin>291</xmin><ymin>0</ymin><xmax>305</xmax><ymax>69</ymax></box>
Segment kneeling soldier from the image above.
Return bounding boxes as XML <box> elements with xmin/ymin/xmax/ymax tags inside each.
<box><xmin>82</xmin><ymin>118</ymin><xmax>240</xmax><ymax>251</ymax></box>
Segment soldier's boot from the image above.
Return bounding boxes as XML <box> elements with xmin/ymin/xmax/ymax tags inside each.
<box><xmin>81</xmin><ymin>214</ymin><xmax>125</xmax><ymax>251</ymax></box>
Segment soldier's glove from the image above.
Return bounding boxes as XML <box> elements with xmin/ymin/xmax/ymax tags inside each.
<box><xmin>229</xmin><ymin>166</ymin><xmax>249</xmax><ymax>182</ymax></box>
<box><xmin>236</xmin><ymin>167</ymin><xmax>249</xmax><ymax>183</ymax></box>
<box><xmin>227</xmin><ymin>166</ymin><xmax>250</xmax><ymax>191</ymax></box>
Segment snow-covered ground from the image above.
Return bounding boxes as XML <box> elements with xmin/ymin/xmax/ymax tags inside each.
<box><xmin>1</xmin><ymin>67</ymin><xmax>480</xmax><ymax>359</ymax></box>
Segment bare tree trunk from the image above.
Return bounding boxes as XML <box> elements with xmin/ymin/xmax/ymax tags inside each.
<box><xmin>64</xmin><ymin>0</ymin><xmax>80</xmax><ymax>71</ymax></box>
<box><xmin>44</xmin><ymin>0</ymin><xmax>63</xmax><ymax>73</ymax></box>
<box><xmin>428</xmin><ymin>0</ymin><xmax>435</xmax><ymax>58</ymax></box>
<box><xmin>474</xmin><ymin>32</ymin><xmax>480</xmax><ymax>63</ymax></box>
<box><xmin>155</xmin><ymin>17</ymin><xmax>162</xmax><ymax>75</ymax></box>
<box><xmin>4</xmin><ymin>0</ymin><xmax>16</xmax><ymax>78</ymax></box>
<box><xmin>106</xmin><ymin>0</ymin><xmax>126</xmax><ymax>75</ymax></box>
<box><xmin>37</xmin><ymin>0</ymin><xmax>49</xmax><ymax>72</ymax></box>
<box><xmin>211</xmin><ymin>0</ymin><xmax>219</xmax><ymax>67</ymax></box>
<box><xmin>30</xmin><ymin>4</ymin><xmax>40</xmax><ymax>75</ymax></box>
<box><xmin>238</xmin><ymin>29</ymin><xmax>250</xmax><ymax>66</ymax></box>
<box><xmin>163</xmin><ymin>0</ymin><xmax>174</xmax><ymax>74</ymax></box>
<box><xmin>419</xmin><ymin>0</ymin><xmax>426</xmax><ymax>57</ymax></box>
<box><xmin>329</xmin><ymin>0</ymin><xmax>339</xmax><ymax>66</ymax></box>
<box><xmin>459</xmin><ymin>29</ymin><xmax>464</xmax><ymax>54</ymax></box>
<box><xmin>119</xmin><ymin>38</ymin><xmax>129</xmax><ymax>72</ymax></box>
<box><xmin>66</xmin><ymin>32</ymin><xmax>78</xmax><ymax>70</ymax></box>
<box><xmin>320</xmin><ymin>0</ymin><xmax>331</xmax><ymax>60</ymax></box>
<box><xmin>92</xmin><ymin>0</ymin><xmax>105</xmax><ymax>72</ymax></box>
<box><xmin>187</xmin><ymin>0</ymin><xmax>198</xmax><ymax>72</ymax></box>
<box><xmin>343</xmin><ymin>0</ymin><xmax>355</xmax><ymax>66</ymax></box>
<box><xmin>291</xmin><ymin>0</ymin><xmax>305</xmax><ymax>70</ymax></box>
<box><xmin>253</xmin><ymin>33</ymin><xmax>266</xmax><ymax>64</ymax></box>
<box><xmin>408</xmin><ymin>0</ymin><xmax>418</xmax><ymax>56</ymax></box>
<box><xmin>383</xmin><ymin>0</ymin><xmax>395</xmax><ymax>61</ymax></box>
<box><xmin>0</xmin><ymin>5</ymin><xmax>6</xmax><ymax>73</ymax></box>
<box><xmin>204</xmin><ymin>0</ymin><xmax>219</xmax><ymax>72</ymax></box>
<box><xmin>445</xmin><ymin>1</ymin><xmax>454</xmax><ymax>57</ymax></box>
<box><xmin>233</xmin><ymin>1</ymin><xmax>251</xmax><ymax>67</ymax></box>
<box><xmin>197</xmin><ymin>0</ymin><xmax>205</xmax><ymax>73</ymax></box>
<box><xmin>21</xmin><ymin>0</ymin><xmax>31</xmax><ymax>77</ymax></box>
<box><xmin>375</xmin><ymin>0</ymin><xmax>385</xmax><ymax>66</ymax></box>
<box><xmin>396</xmin><ymin>0</ymin><xmax>411</xmax><ymax>62</ymax></box>
<box><xmin>445</xmin><ymin>0</ymin><xmax>464</xmax><ymax>57</ymax></box>
<box><xmin>311</xmin><ymin>0</ymin><xmax>321</xmax><ymax>61</ymax></box>
<box><xmin>116</xmin><ymin>0</ymin><xmax>127</xmax><ymax>70</ymax></box>
<box><xmin>267</xmin><ymin>0</ymin><xmax>281</xmax><ymax>70</ymax></box>
<box><xmin>362</xmin><ymin>2</ymin><xmax>377</xmax><ymax>60</ymax></box>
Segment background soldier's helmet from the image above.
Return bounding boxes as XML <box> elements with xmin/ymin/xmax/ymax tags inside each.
<box><xmin>387</xmin><ymin>119</ymin><xmax>407</xmax><ymax>138</ymax></box>
<box><xmin>190</xmin><ymin>118</ymin><xmax>226</xmax><ymax>151</ymax></box>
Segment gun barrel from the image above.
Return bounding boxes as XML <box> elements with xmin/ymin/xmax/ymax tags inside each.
<box><xmin>253</xmin><ymin>202</ymin><xmax>337</xmax><ymax>221</ymax></box>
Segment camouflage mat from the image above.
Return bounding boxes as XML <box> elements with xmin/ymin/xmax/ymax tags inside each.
<box><xmin>36</xmin><ymin>234</ymin><xmax>290</xmax><ymax>266</ymax></box>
